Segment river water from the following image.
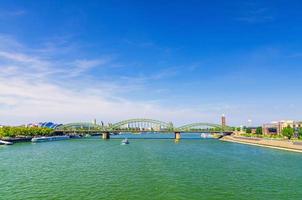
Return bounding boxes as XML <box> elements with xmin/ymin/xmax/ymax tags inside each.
<box><xmin>1</xmin><ymin>134</ymin><xmax>302</xmax><ymax>200</ymax></box>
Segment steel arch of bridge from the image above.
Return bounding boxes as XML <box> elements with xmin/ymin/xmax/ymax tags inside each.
<box><xmin>56</xmin><ymin>122</ymin><xmax>102</xmax><ymax>130</ymax></box>
<box><xmin>110</xmin><ymin>118</ymin><xmax>171</xmax><ymax>130</ymax></box>
<box><xmin>54</xmin><ymin>119</ymin><xmax>232</xmax><ymax>133</ymax></box>
<box><xmin>177</xmin><ymin>122</ymin><xmax>230</xmax><ymax>131</ymax></box>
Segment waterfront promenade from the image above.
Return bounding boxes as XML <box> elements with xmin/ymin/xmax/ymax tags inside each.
<box><xmin>221</xmin><ymin>135</ymin><xmax>302</xmax><ymax>153</ymax></box>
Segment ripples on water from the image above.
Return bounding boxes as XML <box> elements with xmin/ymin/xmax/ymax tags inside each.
<box><xmin>1</xmin><ymin>134</ymin><xmax>302</xmax><ymax>200</ymax></box>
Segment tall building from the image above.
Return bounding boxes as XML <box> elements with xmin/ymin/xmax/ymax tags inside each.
<box><xmin>221</xmin><ymin>114</ymin><xmax>226</xmax><ymax>127</ymax></box>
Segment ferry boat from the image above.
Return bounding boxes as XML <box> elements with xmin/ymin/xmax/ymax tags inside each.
<box><xmin>31</xmin><ymin>135</ymin><xmax>70</xmax><ymax>143</ymax></box>
<box><xmin>0</xmin><ymin>140</ymin><xmax>13</xmax><ymax>145</ymax></box>
<box><xmin>121</xmin><ymin>138</ymin><xmax>129</xmax><ymax>145</ymax></box>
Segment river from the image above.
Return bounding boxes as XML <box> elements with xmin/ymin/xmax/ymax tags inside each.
<box><xmin>1</xmin><ymin>134</ymin><xmax>302</xmax><ymax>200</ymax></box>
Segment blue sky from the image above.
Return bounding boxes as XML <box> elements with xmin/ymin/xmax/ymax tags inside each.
<box><xmin>0</xmin><ymin>0</ymin><xmax>302</xmax><ymax>126</ymax></box>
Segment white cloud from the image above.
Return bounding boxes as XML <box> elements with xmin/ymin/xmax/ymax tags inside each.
<box><xmin>0</xmin><ymin>35</ymin><xmax>229</xmax><ymax>126</ymax></box>
<box><xmin>235</xmin><ymin>3</ymin><xmax>275</xmax><ymax>24</ymax></box>
<box><xmin>2</xmin><ymin>35</ymin><xmax>283</xmax><ymax>127</ymax></box>
<box><xmin>67</xmin><ymin>58</ymin><xmax>110</xmax><ymax>77</ymax></box>
<box><xmin>0</xmin><ymin>73</ymin><xmax>221</xmax><ymax>126</ymax></box>
<box><xmin>0</xmin><ymin>9</ymin><xmax>27</xmax><ymax>18</ymax></box>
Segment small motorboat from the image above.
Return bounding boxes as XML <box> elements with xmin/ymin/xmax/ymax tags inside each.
<box><xmin>121</xmin><ymin>138</ymin><xmax>129</xmax><ymax>145</ymax></box>
<box><xmin>0</xmin><ymin>140</ymin><xmax>13</xmax><ymax>145</ymax></box>
<box><xmin>201</xmin><ymin>133</ymin><xmax>209</xmax><ymax>138</ymax></box>
<box><xmin>200</xmin><ymin>133</ymin><xmax>213</xmax><ymax>139</ymax></box>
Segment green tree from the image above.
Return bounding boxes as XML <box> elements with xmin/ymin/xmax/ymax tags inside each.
<box><xmin>256</xmin><ymin>127</ymin><xmax>263</xmax><ymax>135</ymax></box>
<box><xmin>246</xmin><ymin>128</ymin><xmax>252</xmax><ymax>134</ymax></box>
<box><xmin>0</xmin><ymin>128</ymin><xmax>4</xmax><ymax>137</ymax></box>
<box><xmin>282</xmin><ymin>126</ymin><xmax>294</xmax><ymax>139</ymax></box>
<box><xmin>0</xmin><ymin>126</ymin><xmax>53</xmax><ymax>138</ymax></box>
<box><xmin>298</xmin><ymin>128</ymin><xmax>302</xmax><ymax>139</ymax></box>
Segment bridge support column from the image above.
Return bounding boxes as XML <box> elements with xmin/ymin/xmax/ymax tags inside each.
<box><xmin>174</xmin><ymin>132</ymin><xmax>181</xmax><ymax>140</ymax></box>
<box><xmin>102</xmin><ymin>132</ymin><xmax>110</xmax><ymax>139</ymax></box>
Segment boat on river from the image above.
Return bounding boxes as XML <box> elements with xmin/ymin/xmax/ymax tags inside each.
<box><xmin>200</xmin><ymin>133</ymin><xmax>213</xmax><ymax>139</ymax></box>
<box><xmin>31</xmin><ymin>135</ymin><xmax>70</xmax><ymax>143</ymax></box>
<box><xmin>121</xmin><ymin>138</ymin><xmax>129</xmax><ymax>145</ymax></box>
<box><xmin>70</xmin><ymin>135</ymin><xmax>82</xmax><ymax>139</ymax></box>
<box><xmin>0</xmin><ymin>140</ymin><xmax>13</xmax><ymax>145</ymax></box>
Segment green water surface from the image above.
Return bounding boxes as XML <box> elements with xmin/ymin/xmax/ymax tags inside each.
<box><xmin>1</xmin><ymin>138</ymin><xmax>302</xmax><ymax>200</ymax></box>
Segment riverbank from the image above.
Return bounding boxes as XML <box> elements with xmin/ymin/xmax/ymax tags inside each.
<box><xmin>221</xmin><ymin>135</ymin><xmax>302</xmax><ymax>153</ymax></box>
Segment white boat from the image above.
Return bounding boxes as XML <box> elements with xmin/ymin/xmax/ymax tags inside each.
<box><xmin>121</xmin><ymin>138</ymin><xmax>129</xmax><ymax>145</ymax></box>
<box><xmin>201</xmin><ymin>133</ymin><xmax>213</xmax><ymax>139</ymax></box>
<box><xmin>0</xmin><ymin>140</ymin><xmax>13</xmax><ymax>145</ymax></box>
<box><xmin>31</xmin><ymin>135</ymin><xmax>70</xmax><ymax>143</ymax></box>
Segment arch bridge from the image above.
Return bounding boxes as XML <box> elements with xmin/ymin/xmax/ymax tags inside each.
<box><xmin>177</xmin><ymin>122</ymin><xmax>231</xmax><ymax>132</ymax></box>
<box><xmin>55</xmin><ymin>118</ymin><xmax>233</xmax><ymax>139</ymax></box>
<box><xmin>109</xmin><ymin>118</ymin><xmax>173</xmax><ymax>132</ymax></box>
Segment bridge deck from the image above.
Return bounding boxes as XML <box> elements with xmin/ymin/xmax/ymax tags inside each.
<box><xmin>54</xmin><ymin>130</ymin><xmax>233</xmax><ymax>134</ymax></box>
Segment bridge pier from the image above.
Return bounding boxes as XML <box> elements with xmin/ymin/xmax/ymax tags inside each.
<box><xmin>174</xmin><ymin>132</ymin><xmax>181</xmax><ymax>140</ymax></box>
<box><xmin>102</xmin><ymin>132</ymin><xmax>110</xmax><ymax>139</ymax></box>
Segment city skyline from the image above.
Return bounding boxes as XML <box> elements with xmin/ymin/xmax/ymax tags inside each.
<box><xmin>1</xmin><ymin>0</ymin><xmax>302</xmax><ymax>126</ymax></box>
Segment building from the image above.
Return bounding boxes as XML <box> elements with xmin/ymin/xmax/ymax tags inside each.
<box><xmin>294</xmin><ymin>121</ymin><xmax>302</xmax><ymax>129</ymax></box>
<box><xmin>26</xmin><ymin>122</ymin><xmax>62</xmax><ymax>129</ymax></box>
<box><xmin>246</xmin><ymin>127</ymin><xmax>259</xmax><ymax>134</ymax></box>
<box><xmin>263</xmin><ymin>120</ymin><xmax>302</xmax><ymax>135</ymax></box>
<box><xmin>221</xmin><ymin>114</ymin><xmax>226</xmax><ymax>127</ymax></box>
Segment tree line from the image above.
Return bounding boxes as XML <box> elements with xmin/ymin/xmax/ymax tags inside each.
<box><xmin>281</xmin><ymin>126</ymin><xmax>302</xmax><ymax>139</ymax></box>
<box><xmin>0</xmin><ymin>127</ymin><xmax>54</xmax><ymax>138</ymax></box>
